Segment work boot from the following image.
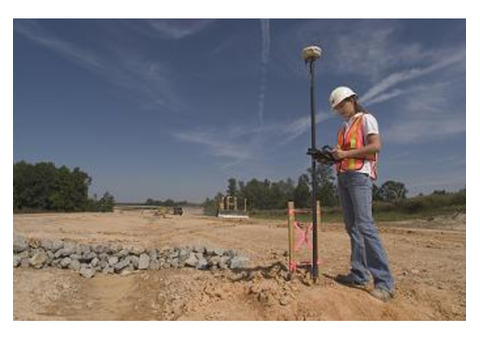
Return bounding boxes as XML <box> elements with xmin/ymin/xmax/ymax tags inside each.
<box><xmin>369</xmin><ymin>287</ymin><xmax>394</xmax><ymax>302</ymax></box>
<box><xmin>334</xmin><ymin>273</ymin><xmax>368</xmax><ymax>288</ymax></box>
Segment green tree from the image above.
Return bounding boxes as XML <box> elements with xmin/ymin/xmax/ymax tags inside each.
<box><xmin>308</xmin><ymin>163</ymin><xmax>337</xmax><ymax>207</ymax></box>
<box><xmin>294</xmin><ymin>174</ymin><xmax>310</xmax><ymax>208</ymax></box>
<box><xmin>379</xmin><ymin>180</ymin><xmax>408</xmax><ymax>203</ymax></box>
<box><xmin>269</xmin><ymin>179</ymin><xmax>295</xmax><ymax>209</ymax></box>
<box><xmin>227</xmin><ymin>178</ymin><xmax>237</xmax><ymax>197</ymax></box>
<box><xmin>13</xmin><ymin>161</ymin><xmax>101</xmax><ymax>213</ymax></box>
<box><xmin>96</xmin><ymin>191</ymin><xmax>115</xmax><ymax>212</ymax></box>
<box><xmin>241</xmin><ymin>179</ymin><xmax>265</xmax><ymax>210</ymax></box>
<box><xmin>373</xmin><ymin>183</ymin><xmax>383</xmax><ymax>201</ymax></box>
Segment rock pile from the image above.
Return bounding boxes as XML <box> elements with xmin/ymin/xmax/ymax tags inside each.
<box><xmin>13</xmin><ymin>234</ymin><xmax>250</xmax><ymax>279</ymax></box>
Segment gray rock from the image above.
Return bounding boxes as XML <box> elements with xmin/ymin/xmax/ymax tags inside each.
<box><xmin>30</xmin><ymin>250</ymin><xmax>49</xmax><ymax>268</ymax></box>
<box><xmin>44</xmin><ymin>257</ymin><xmax>53</xmax><ymax>267</ymax></box>
<box><xmin>62</xmin><ymin>242</ymin><xmax>77</xmax><ymax>257</ymax></box>
<box><xmin>149</xmin><ymin>259</ymin><xmax>160</xmax><ymax>270</ymax></box>
<box><xmin>213</xmin><ymin>248</ymin><xmax>225</xmax><ymax>256</ymax></box>
<box><xmin>116</xmin><ymin>249</ymin><xmax>130</xmax><ymax>258</ymax></box>
<box><xmin>50</xmin><ymin>240</ymin><xmax>64</xmax><ymax>252</ymax></box>
<box><xmin>218</xmin><ymin>257</ymin><xmax>229</xmax><ymax>270</ymax></box>
<box><xmin>178</xmin><ymin>249</ymin><xmax>190</xmax><ymax>262</ymax></box>
<box><xmin>102</xmin><ymin>266</ymin><xmax>114</xmax><ymax>274</ymax></box>
<box><xmin>158</xmin><ymin>247</ymin><xmax>170</xmax><ymax>258</ymax></box>
<box><xmin>60</xmin><ymin>257</ymin><xmax>72</xmax><ymax>268</ymax></box>
<box><xmin>13</xmin><ymin>234</ymin><xmax>28</xmax><ymax>253</ymax></box>
<box><xmin>229</xmin><ymin>256</ymin><xmax>249</xmax><ymax>269</ymax></box>
<box><xmin>193</xmin><ymin>245</ymin><xmax>206</xmax><ymax>254</ymax></box>
<box><xmin>195</xmin><ymin>252</ymin><xmax>206</xmax><ymax>260</ymax></box>
<box><xmin>148</xmin><ymin>249</ymin><xmax>158</xmax><ymax>261</ymax></box>
<box><xmin>169</xmin><ymin>249</ymin><xmax>179</xmax><ymax>259</ymax></box>
<box><xmin>138</xmin><ymin>253</ymin><xmax>150</xmax><ymax>270</ymax></box>
<box><xmin>98</xmin><ymin>253</ymin><xmax>109</xmax><ymax>261</ymax></box>
<box><xmin>128</xmin><ymin>255</ymin><xmax>139</xmax><ymax>269</ymax></box>
<box><xmin>185</xmin><ymin>253</ymin><xmax>199</xmax><ymax>267</ymax></box>
<box><xmin>79</xmin><ymin>267</ymin><xmax>96</xmax><ymax>279</ymax></box>
<box><xmin>98</xmin><ymin>260</ymin><xmax>108</xmax><ymax>269</ymax></box>
<box><xmin>83</xmin><ymin>252</ymin><xmax>97</xmax><ymax>261</ymax></box>
<box><xmin>90</xmin><ymin>257</ymin><xmax>99</xmax><ymax>267</ymax></box>
<box><xmin>70</xmin><ymin>254</ymin><xmax>81</xmax><ymax>261</ymax></box>
<box><xmin>129</xmin><ymin>246</ymin><xmax>145</xmax><ymax>256</ymax></box>
<box><xmin>170</xmin><ymin>258</ymin><xmax>179</xmax><ymax>269</ymax></box>
<box><xmin>114</xmin><ymin>259</ymin><xmax>129</xmax><ymax>272</ymax></box>
<box><xmin>13</xmin><ymin>255</ymin><xmax>21</xmax><ymax>267</ymax></box>
<box><xmin>17</xmin><ymin>250</ymin><xmax>29</xmax><ymax>259</ymax></box>
<box><xmin>77</xmin><ymin>244</ymin><xmax>91</xmax><ymax>256</ymax></box>
<box><xmin>196</xmin><ymin>257</ymin><xmax>208</xmax><ymax>270</ymax></box>
<box><xmin>40</xmin><ymin>239</ymin><xmax>53</xmax><ymax>251</ymax></box>
<box><xmin>54</xmin><ymin>249</ymin><xmax>63</xmax><ymax>259</ymax></box>
<box><xmin>92</xmin><ymin>244</ymin><xmax>107</xmax><ymax>254</ymax></box>
<box><xmin>108</xmin><ymin>257</ymin><xmax>119</xmax><ymax>266</ymax></box>
<box><xmin>162</xmin><ymin>262</ymin><xmax>171</xmax><ymax>269</ymax></box>
<box><xmin>46</xmin><ymin>250</ymin><xmax>55</xmax><ymax>260</ymax></box>
<box><xmin>208</xmin><ymin>256</ymin><xmax>221</xmax><ymax>267</ymax></box>
<box><xmin>226</xmin><ymin>249</ymin><xmax>238</xmax><ymax>257</ymax></box>
<box><xmin>20</xmin><ymin>258</ymin><xmax>30</xmax><ymax>268</ymax></box>
<box><xmin>69</xmin><ymin>259</ymin><xmax>81</xmax><ymax>271</ymax></box>
<box><xmin>109</xmin><ymin>244</ymin><xmax>122</xmax><ymax>254</ymax></box>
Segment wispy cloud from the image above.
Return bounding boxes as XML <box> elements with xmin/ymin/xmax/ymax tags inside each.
<box><xmin>172</xmin><ymin>128</ymin><xmax>256</xmax><ymax>172</ymax></box>
<box><xmin>13</xmin><ymin>20</ymin><xmax>105</xmax><ymax>73</ymax></box>
<box><xmin>257</xmin><ymin>19</ymin><xmax>270</xmax><ymax>128</ymax></box>
<box><xmin>172</xmin><ymin>110</ymin><xmax>332</xmax><ymax>170</ymax></box>
<box><xmin>378</xmin><ymin>78</ymin><xmax>465</xmax><ymax>144</ymax></box>
<box><xmin>384</xmin><ymin>116</ymin><xmax>465</xmax><ymax>144</ymax></box>
<box><xmin>145</xmin><ymin>19</ymin><xmax>214</xmax><ymax>39</ymax></box>
<box><xmin>14</xmin><ymin>20</ymin><xmax>182</xmax><ymax>112</ymax></box>
<box><xmin>361</xmin><ymin>50</ymin><xmax>465</xmax><ymax>105</ymax></box>
<box><xmin>277</xmin><ymin>112</ymin><xmax>331</xmax><ymax>144</ymax></box>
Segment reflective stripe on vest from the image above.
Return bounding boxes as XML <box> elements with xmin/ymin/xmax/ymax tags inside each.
<box><xmin>336</xmin><ymin>114</ymin><xmax>376</xmax><ymax>173</ymax></box>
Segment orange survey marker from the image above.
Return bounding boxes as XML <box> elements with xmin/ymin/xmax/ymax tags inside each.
<box><xmin>287</xmin><ymin>201</ymin><xmax>321</xmax><ymax>273</ymax></box>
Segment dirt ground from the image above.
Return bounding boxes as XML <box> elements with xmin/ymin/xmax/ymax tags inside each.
<box><xmin>13</xmin><ymin>207</ymin><xmax>466</xmax><ymax>320</ymax></box>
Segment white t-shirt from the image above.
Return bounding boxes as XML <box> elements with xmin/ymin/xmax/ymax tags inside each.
<box><xmin>340</xmin><ymin>112</ymin><xmax>379</xmax><ymax>179</ymax></box>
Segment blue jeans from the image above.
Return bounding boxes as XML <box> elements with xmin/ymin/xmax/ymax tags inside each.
<box><xmin>337</xmin><ymin>172</ymin><xmax>395</xmax><ymax>292</ymax></box>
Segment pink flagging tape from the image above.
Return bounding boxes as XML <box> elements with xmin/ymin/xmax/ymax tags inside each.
<box><xmin>293</xmin><ymin>221</ymin><xmax>313</xmax><ymax>252</ymax></box>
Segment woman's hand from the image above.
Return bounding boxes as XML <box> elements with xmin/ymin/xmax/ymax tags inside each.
<box><xmin>332</xmin><ymin>148</ymin><xmax>349</xmax><ymax>160</ymax></box>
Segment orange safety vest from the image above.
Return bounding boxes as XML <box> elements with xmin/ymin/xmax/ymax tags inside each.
<box><xmin>336</xmin><ymin>113</ymin><xmax>377</xmax><ymax>177</ymax></box>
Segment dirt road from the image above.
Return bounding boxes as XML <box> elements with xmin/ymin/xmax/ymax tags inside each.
<box><xmin>13</xmin><ymin>208</ymin><xmax>466</xmax><ymax>320</ymax></box>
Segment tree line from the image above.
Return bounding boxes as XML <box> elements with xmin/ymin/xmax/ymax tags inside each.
<box><xmin>202</xmin><ymin>162</ymin><xmax>443</xmax><ymax>212</ymax></box>
<box><xmin>13</xmin><ymin>161</ymin><xmax>115</xmax><ymax>213</ymax></box>
<box><xmin>144</xmin><ymin>198</ymin><xmax>188</xmax><ymax>207</ymax></box>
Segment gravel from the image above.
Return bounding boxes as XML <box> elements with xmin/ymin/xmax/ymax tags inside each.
<box><xmin>12</xmin><ymin>234</ymin><xmax>250</xmax><ymax>278</ymax></box>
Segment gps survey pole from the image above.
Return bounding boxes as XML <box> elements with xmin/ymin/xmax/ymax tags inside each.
<box><xmin>302</xmin><ymin>45</ymin><xmax>322</xmax><ymax>281</ymax></box>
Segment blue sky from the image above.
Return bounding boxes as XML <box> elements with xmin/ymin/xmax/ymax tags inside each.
<box><xmin>13</xmin><ymin>19</ymin><xmax>466</xmax><ymax>202</ymax></box>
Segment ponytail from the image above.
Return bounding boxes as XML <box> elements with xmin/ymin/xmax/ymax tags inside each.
<box><xmin>352</xmin><ymin>96</ymin><xmax>369</xmax><ymax>114</ymax></box>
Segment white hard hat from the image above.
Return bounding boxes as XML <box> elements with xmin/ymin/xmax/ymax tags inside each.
<box><xmin>329</xmin><ymin>86</ymin><xmax>357</xmax><ymax>109</ymax></box>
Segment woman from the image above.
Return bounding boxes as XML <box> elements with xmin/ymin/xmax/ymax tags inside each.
<box><xmin>329</xmin><ymin>86</ymin><xmax>395</xmax><ymax>302</ymax></box>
